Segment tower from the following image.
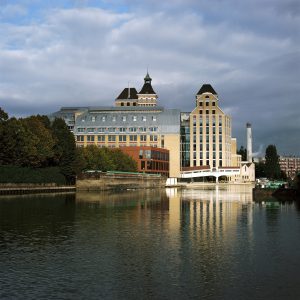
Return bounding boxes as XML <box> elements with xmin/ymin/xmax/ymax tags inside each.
<box><xmin>246</xmin><ymin>123</ymin><xmax>253</xmax><ymax>162</ymax></box>
<box><xmin>137</xmin><ymin>72</ymin><xmax>158</xmax><ymax>106</ymax></box>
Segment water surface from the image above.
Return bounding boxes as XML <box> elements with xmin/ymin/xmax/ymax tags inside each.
<box><xmin>0</xmin><ymin>186</ymin><xmax>300</xmax><ymax>300</ymax></box>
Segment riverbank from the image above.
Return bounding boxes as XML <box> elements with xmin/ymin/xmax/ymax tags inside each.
<box><xmin>0</xmin><ymin>184</ymin><xmax>76</xmax><ymax>195</ymax></box>
<box><xmin>77</xmin><ymin>171</ymin><xmax>166</xmax><ymax>191</ymax></box>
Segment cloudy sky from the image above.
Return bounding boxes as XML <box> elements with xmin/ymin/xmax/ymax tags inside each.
<box><xmin>0</xmin><ymin>0</ymin><xmax>299</xmax><ymax>155</ymax></box>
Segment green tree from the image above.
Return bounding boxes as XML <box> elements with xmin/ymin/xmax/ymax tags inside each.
<box><xmin>0</xmin><ymin>107</ymin><xmax>8</xmax><ymax>123</ymax></box>
<box><xmin>265</xmin><ymin>145</ymin><xmax>281</xmax><ymax>179</ymax></box>
<box><xmin>255</xmin><ymin>161</ymin><xmax>266</xmax><ymax>178</ymax></box>
<box><xmin>51</xmin><ymin>118</ymin><xmax>76</xmax><ymax>183</ymax></box>
<box><xmin>21</xmin><ymin>116</ymin><xmax>56</xmax><ymax>167</ymax></box>
<box><xmin>111</xmin><ymin>149</ymin><xmax>137</xmax><ymax>172</ymax></box>
<box><xmin>76</xmin><ymin>146</ymin><xmax>138</xmax><ymax>173</ymax></box>
<box><xmin>80</xmin><ymin>145</ymin><xmax>116</xmax><ymax>171</ymax></box>
<box><xmin>237</xmin><ymin>146</ymin><xmax>247</xmax><ymax>161</ymax></box>
<box><xmin>0</xmin><ymin>117</ymin><xmax>39</xmax><ymax>167</ymax></box>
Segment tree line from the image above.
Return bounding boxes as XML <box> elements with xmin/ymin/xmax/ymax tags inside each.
<box><xmin>237</xmin><ymin>144</ymin><xmax>285</xmax><ymax>180</ymax></box>
<box><xmin>0</xmin><ymin>108</ymin><xmax>137</xmax><ymax>184</ymax></box>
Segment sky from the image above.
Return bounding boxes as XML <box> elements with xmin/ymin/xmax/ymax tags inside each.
<box><xmin>0</xmin><ymin>0</ymin><xmax>299</xmax><ymax>156</ymax></box>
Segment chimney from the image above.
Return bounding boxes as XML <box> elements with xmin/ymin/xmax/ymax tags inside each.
<box><xmin>246</xmin><ymin>123</ymin><xmax>253</xmax><ymax>162</ymax></box>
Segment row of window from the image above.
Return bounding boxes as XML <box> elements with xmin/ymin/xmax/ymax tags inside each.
<box><xmin>77</xmin><ymin>126</ymin><xmax>158</xmax><ymax>133</ymax></box>
<box><xmin>138</xmin><ymin>150</ymin><xmax>169</xmax><ymax>161</ymax></box>
<box><xmin>86</xmin><ymin>115</ymin><xmax>157</xmax><ymax>123</ymax></box>
<box><xmin>77</xmin><ymin>135</ymin><xmax>158</xmax><ymax>142</ymax></box>
<box><xmin>192</xmin><ymin>160</ymin><xmax>223</xmax><ymax>168</ymax></box>
<box><xmin>193</xmin><ymin>115</ymin><xmax>224</xmax><ymax>125</ymax></box>
<box><xmin>198</xmin><ymin>101</ymin><xmax>216</xmax><ymax>107</ymax></box>
<box><xmin>193</xmin><ymin>152</ymin><xmax>223</xmax><ymax>159</ymax></box>
<box><xmin>192</xmin><ymin>135</ymin><xmax>223</xmax><ymax>143</ymax></box>
<box><xmin>141</xmin><ymin>161</ymin><xmax>169</xmax><ymax>171</ymax></box>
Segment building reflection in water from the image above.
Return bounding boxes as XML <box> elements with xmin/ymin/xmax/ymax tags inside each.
<box><xmin>167</xmin><ymin>184</ymin><xmax>254</xmax><ymax>233</ymax></box>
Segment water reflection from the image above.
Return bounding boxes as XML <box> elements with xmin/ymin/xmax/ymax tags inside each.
<box><xmin>1</xmin><ymin>186</ymin><xmax>300</xmax><ymax>300</ymax></box>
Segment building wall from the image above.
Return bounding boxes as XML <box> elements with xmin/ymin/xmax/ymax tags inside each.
<box><xmin>120</xmin><ymin>146</ymin><xmax>170</xmax><ymax>177</ymax></box>
<box><xmin>184</xmin><ymin>91</ymin><xmax>233</xmax><ymax>169</ymax></box>
<box><xmin>279</xmin><ymin>156</ymin><xmax>300</xmax><ymax>178</ymax></box>
<box><xmin>164</xmin><ymin>134</ymin><xmax>181</xmax><ymax>177</ymax></box>
<box><xmin>52</xmin><ymin>106</ymin><xmax>181</xmax><ymax>177</ymax></box>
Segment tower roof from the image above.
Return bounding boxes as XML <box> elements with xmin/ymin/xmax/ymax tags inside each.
<box><xmin>138</xmin><ymin>72</ymin><xmax>156</xmax><ymax>94</ymax></box>
<box><xmin>116</xmin><ymin>87</ymin><xmax>138</xmax><ymax>100</ymax></box>
<box><xmin>197</xmin><ymin>84</ymin><xmax>217</xmax><ymax>95</ymax></box>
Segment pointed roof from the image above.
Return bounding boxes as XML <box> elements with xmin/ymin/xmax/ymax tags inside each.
<box><xmin>116</xmin><ymin>88</ymin><xmax>138</xmax><ymax>100</ymax></box>
<box><xmin>139</xmin><ymin>72</ymin><xmax>156</xmax><ymax>94</ymax></box>
<box><xmin>197</xmin><ymin>84</ymin><xmax>217</xmax><ymax>95</ymax></box>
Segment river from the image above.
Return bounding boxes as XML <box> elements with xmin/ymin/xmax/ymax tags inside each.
<box><xmin>0</xmin><ymin>185</ymin><xmax>300</xmax><ymax>300</ymax></box>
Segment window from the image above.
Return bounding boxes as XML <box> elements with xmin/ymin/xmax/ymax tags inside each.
<box><xmin>87</xmin><ymin>128</ymin><xmax>95</xmax><ymax>133</ymax></box>
<box><xmin>199</xmin><ymin>110</ymin><xmax>203</xmax><ymax>114</ymax></box>
<box><xmin>108</xmin><ymin>127</ymin><xmax>116</xmax><ymax>132</ymax></box>
<box><xmin>112</xmin><ymin>116</ymin><xmax>116</xmax><ymax>122</ymax></box>
<box><xmin>139</xmin><ymin>150</ymin><xmax>143</xmax><ymax>159</ymax></box>
<box><xmin>206</xmin><ymin>116</ymin><xmax>209</xmax><ymax>126</ymax></box>
<box><xmin>205</xmin><ymin>95</ymin><xmax>209</xmax><ymax>99</ymax></box>
<box><xmin>119</xmin><ymin>127</ymin><xmax>126</xmax><ymax>132</ymax></box>
<box><xmin>212</xmin><ymin>102</ymin><xmax>216</xmax><ymax>106</ymax></box>
<box><xmin>102</xmin><ymin>116</ymin><xmax>106</xmax><ymax>122</ymax></box>
<box><xmin>87</xmin><ymin>136</ymin><xmax>94</xmax><ymax>142</ymax></box>
<box><xmin>98</xmin><ymin>135</ymin><xmax>105</xmax><ymax>142</ymax></box>
<box><xmin>122</xmin><ymin>116</ymin><xmax>126</xmax><ymax>122</ymax></box>
<box><xmin>130</xmin><ymin>135</ymin><xmax>137</xmax><ymax>142</ymax></box>
<box><xmin>129</xmin><ymin>127</ymin><xmax>137</xmax><ymax>132</ymax></box>
<box><xmin>133</xmin><ymin>116</ymin><xmax>137</xmax><ymax>121</ymax></box>
<box><xmin>77</xmin><ymin>128</ymin><xmax>85</xmax><ymax>133</ymax></box>
<box><xmin>119</xmin><ymin>135</ymin><xmax>126</xmax><ymax>142</ymax></box>
<box><xmin>150</xmin><ymin>135</ymin><xmax>157</xmax><ymax>142</ymax></box>
<box><xmin>139</xmin><ymin>127</ymin><xmax>147</xmax><ymax>132</ymax></box>
<box><xmin>145</xmin><ymin>150</ymin><xmax>151</xmax><ymax>159</ymax></box>
<box><xmin>108</xmin><ymin>135</ymin><xmax>116</xmax><ymax>142</ymax></box>
<box><xmin>142</xmin><ymin>116</ymin><xmax>147</xmax><ymax>121</ymax></box>
<box><xmin>98</xmin><ymin>127</ymin><xmax>105</xmax><ymax>132</ymax></box>
<box><xmin>212</xmin><ymin>110</ymin><xmax>215</xmax><ymax>114</ymax></box>
<box><xmin>77</xmin><ymin>135</ymin><xmax>84</xmax><ymax>142</ymax></box>
<box><xmin>199</xmin><ymin>101</ymin><xmax>203</xmax><ymax>106</ymax></box>
<box><xmin>206</xmin><ymin>110</ymin><xmax>209</xmax><ymax>114</ymax></box>
<box><xmin>152</xmin><ymin>116</ymin><xmax>157</xmax><ymax>121</ymax></box>
<box><xmin>140</xmin><ymin>135</ymin><xmax>147</xmax><ymax>142</ymax></box>
<box><xmin>91</xmin><ymin>116</ymin><xmax>96</xmax><ymax>122</ymax></box>
<box><xmin>149</xmin><ymin>127</ymin><xmax>157</xmax><ymax>132</ymax></box>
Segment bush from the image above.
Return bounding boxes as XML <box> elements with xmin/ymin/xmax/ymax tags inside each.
<box><xmin>0</xmin><ymin>166</ymin><xmax>66</xmax><ymax>185</ymax></box>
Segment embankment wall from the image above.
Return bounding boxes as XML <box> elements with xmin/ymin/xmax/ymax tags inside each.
<box><xmin>77</xmin><ymin>173</ymin><xmax>166</xmax><ymax>191</ymax></box>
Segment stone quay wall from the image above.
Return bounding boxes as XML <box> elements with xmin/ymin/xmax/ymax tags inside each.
<box><xmin>76</xmin><ymin>172</ymin><xmax>166</xmax><ymax>191</ymax></box>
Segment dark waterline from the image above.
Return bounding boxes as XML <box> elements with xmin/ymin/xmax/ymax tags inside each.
<box><xmin>0</xmin><ymin>187</ymin><xmax>300</xmax><ymax>300</ymax></box>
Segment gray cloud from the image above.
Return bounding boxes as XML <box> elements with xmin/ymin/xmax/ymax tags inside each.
<box><xmin>0</xmin><ymin>1</ymin><xmax>299</xmax><ymax>155</ymax></box>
